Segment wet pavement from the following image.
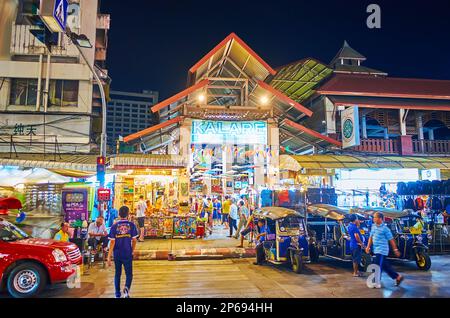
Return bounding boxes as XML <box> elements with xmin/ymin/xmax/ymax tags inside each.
<box><xmin>2</xmin><ymin>254</ymin><xmax>450</xmax><ymax>298</ymax></box>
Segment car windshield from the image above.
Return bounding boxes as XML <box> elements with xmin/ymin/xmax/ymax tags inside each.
<box><xmin>0</xmin><ymin>219</ymin><xmax>30</xmax><ymax>241</ymax></box>
<box><xmin>278</xmin><ymin>217</ymin><xmax>305</xmax><ymax>235</ymax></box>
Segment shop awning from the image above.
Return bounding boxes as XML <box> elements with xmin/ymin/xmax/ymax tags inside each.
<box><xmin>0</xmin><ymin>154</ymin><xmax>98</xmax><ymax>173</ymax></box>
<box><xmin>281</xmin><ymin>154</ymin><xmax>450</xmax><ymax>170</ymax></box>
<box><xmin>109</xmin><ymin>154</ymin><xmax>187</xmax><ymax>170</ymax></box>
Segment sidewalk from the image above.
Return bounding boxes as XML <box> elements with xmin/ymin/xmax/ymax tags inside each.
<box><xmin>134</xmin><ymin>224</ymin><xmax>256</xmax><ymax>260</ymax></box>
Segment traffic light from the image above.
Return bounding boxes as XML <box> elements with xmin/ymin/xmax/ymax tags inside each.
<box><xmin>96</xmin><ymin>156</ymin><xmax>106</xmax><ymax>187</ymax></box>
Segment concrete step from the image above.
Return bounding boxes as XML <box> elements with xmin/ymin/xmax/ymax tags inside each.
<box><xmin>134</xmin><ymin>248</ymin><xmax>256</xmax><ymax>260</ymax></box>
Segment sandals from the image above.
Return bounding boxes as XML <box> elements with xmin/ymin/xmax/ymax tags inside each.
<box><xmin>395</xmin><ymin>275</ymin><xmax>404</xmax><ymax>286</ymax></box>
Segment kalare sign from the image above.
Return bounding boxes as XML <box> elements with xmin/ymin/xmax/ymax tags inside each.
<box><xmin>191</xmin><ymin>120</ymin><xmax>267</xmax><ymax>145</ymax></box>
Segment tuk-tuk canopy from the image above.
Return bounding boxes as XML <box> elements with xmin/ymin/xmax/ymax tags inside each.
<box><xmin>307</xmin><ymin>204</ymin><xmax>350</xmax><ymax>221</ymax></box>
<box><xmin>350</xmin><ymin>207</ymin><xmax>412</xmax><ymax>219</ymax></box>
<box><xmin>254</xmin><ymin>207</ymin><xmax>304</xmax><ymax>220</ymax></box>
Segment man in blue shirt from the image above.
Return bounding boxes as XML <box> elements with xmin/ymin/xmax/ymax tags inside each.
<box><xmin>348</xmin><ymin>214</ymin><xmax>365</xmax><ymax>277</ymax></box>
<box><xmin>254</xmin><ymin>219</ymin><xmax>269</xmax><ymax>265</ymax></box>
<box><xmin>107</xmin><ymin>206</ymin><xmax>139</xmax><ymax>298</ymax></box>
<box><xmin>365</xmin><ymin>212</ymin><xmax>404</xmax><ymax>287</ymax></box>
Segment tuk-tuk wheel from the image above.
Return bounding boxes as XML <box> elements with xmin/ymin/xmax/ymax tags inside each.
<box><xmin>360</xmin><ymin>253</ymin><xmax>372</xmax><ymax>272</ymax></box>
<box><xmin>290</xmin><ymin>251</ymin><xmax>303</xmax><ymax>274</ymax></box>
<box><xmin>415</xmin><ymin>252</ymin><xmax>431</xmax><ymax>271</ymax></box>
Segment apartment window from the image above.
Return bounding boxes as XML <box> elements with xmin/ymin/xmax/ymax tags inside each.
<box><xmin>9</xmin><ymin>78</ymin><xmax>38</xmax><ymax>106</ymax></box>
<box><xmin>48</xmin><ymin>80</ymin><xmax>79</xmax><ymax>107</ymax></box>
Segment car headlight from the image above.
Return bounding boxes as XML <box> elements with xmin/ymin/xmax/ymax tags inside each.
<box><xmin>52</xmin><ymin>249</ymin><xmax>67</xmax><ymax>262</ymax></box>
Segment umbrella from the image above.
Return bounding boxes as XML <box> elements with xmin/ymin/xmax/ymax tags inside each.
<box><xmin>0</xmin><ymin>197</ymin><xmax>23</xmax><ymax>215</ymax></box>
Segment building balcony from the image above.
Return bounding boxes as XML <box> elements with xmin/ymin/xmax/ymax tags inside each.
<box><xmin>96</xmin><ymin>14</ymin><xmax>111</xmax><ymax>30</ymax></box>
<box><xmin>10</xmin><ymin>23</ymin><xmax>78</xmax><ymax>57</ymax></box>
<box><xmin>349</xmin><ymin>138</ymin><xmax>450</xmax><ymax>156</ymax></box>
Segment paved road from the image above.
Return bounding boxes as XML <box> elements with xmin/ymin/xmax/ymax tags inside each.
<box><xmin>2</xmin><ymin>255</ymin><xmax>450</xmax><ymax>298</ymax></box>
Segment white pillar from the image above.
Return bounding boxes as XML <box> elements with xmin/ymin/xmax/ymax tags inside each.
<box><xmin>253</xmin><ymin>144</ymin><xmax>265</xmax><ymax>189</ymax></box>
<box><xmin>267</xmin><ymin>123</ymin><xmax>280</xmax><ymax>187</ymax></box>
<box><xmin>429</xmin><ymin>129</ymin><xmax>434</xmax><ymax>141</ymax></box>
<box><xmin>222</xmin><ymin>147</ymin><xmax>233</xmax><ymax>196</ymax></box>
<box><xmin>399</xmin><ymin>109</ymin><xmax>407</xmax><ymax>136</ymax></box>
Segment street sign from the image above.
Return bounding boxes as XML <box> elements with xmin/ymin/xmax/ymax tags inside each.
<box><xmin>39</xmin><ymin>0</ymin><xmax>69</xmax><ymax>33</ymax></box>
<box><xmin>341</xmin><ymin>106</ymin><xmax>360</xmax><ymax>148</ymax></box>
<box><xmin>53</xmin><ymin>0</ymin><xmax>69</xmax><ymax>32</ymax></box>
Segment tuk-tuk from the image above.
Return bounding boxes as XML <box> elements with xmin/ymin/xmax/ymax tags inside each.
<box><xmin>307</xmin><ymin>204</ymin><xmax>372</xmax><ymax>271</ymax></box>
<box><xmin>253</xmin><ymin>207</ymin><xmax>312</xmax><ymax>273</ymax></box>
<box><xmin>350</xmin><ymin>207</ymin><xmax>431</xmax><ymax>271</ymax></box>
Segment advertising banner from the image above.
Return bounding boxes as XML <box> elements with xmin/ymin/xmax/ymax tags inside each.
<box><xmin>341</xmin><ymin>106</ymin><xmax>360</xmax><ymax>148</ymax></box>
<box><xmin>62</xmin><ymin>188</ymin><xmax>88</xmax><ymax>222</ymax></box>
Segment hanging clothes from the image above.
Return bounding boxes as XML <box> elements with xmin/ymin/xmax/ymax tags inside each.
<box><xmin>278</xmin><ymin>190</ymin><xmax>290</xmax><ymax>207</ymax></box>
<box><xmin>260</xmin><ymin>189</ymin><xmax>273</xmax><ymax>207</ymax></box>
<box><xmin>415</xmin><ymin>197</ymin><xmax>425</xmax><ymax>211</ymax></box>
<box><xmin>404</xmin><ymin>197</ymin><xmax>415</xmax><ymax>210</ymax></box>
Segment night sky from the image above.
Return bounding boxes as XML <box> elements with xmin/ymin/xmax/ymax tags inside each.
<box><xmin>101</xmin><ymin>0</ymin><xmax>450</xmax><ymax>100</ymax></box>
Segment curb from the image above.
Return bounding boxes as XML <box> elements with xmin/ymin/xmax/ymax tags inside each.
<box><xmin>134</xmin><ymin>247</ymin><xmax>256</xmax><ymax>260</ymax></box>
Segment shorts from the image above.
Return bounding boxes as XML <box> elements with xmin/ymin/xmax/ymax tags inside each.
<box><xmin>241</xmin><ymin>226</ymin><xmax>252</xmax><ymax>237</ymax></box>
<box><xmin>222</xmin><ymin>213</ymin><xmax>229</xmax><ymax>222</ymax></box>
<box><xmin>351</xmin><ymin>246</ymin><xmax>362</xmax><ymax>264</ymax></box>
<box><xmin>137</xmin><ymin>217</ymin><xmax>145</xmax><ymax>228</ymax></box>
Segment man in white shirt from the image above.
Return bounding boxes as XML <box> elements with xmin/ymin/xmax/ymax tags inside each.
<box><xmin>88</xmin><ymin>216</ymin><xmax>108</xmax><ymax>251</ymax></box>
<box><xmin>136</xmin><ymin>195</ymin><xmax>147</xmax><ymax>242</ymax></box>
<box><xmin>228</xmin><ymin>199</ymin><xmax>239</xmax><ymax>237</ymax></box>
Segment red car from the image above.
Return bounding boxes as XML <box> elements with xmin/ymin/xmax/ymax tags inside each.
<box><xmin>0</xmin><ymin>217</ymin><xmax>82</xmax><ymax>298</ymax></box>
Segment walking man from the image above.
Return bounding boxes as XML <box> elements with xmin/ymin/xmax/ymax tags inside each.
<box><xmin>365</xmin><ymin>212</ymin><xmax>404</xmax><ymax>288</ymax></box>
<box><xmin>107</xmin><ymin>206</ymin><xmax>139</xmax><ymax>298</ymax></box>
<box><xmin>136</xmin><ymin>195</ymin><xmax>147</xmax><ymax>242</ymax></box>
<box><xmin>228</xmin><ymin>199</ymin><xmax>239</xmax><ymax>237</ymax></box>
<box><xmin>234</xmin><ymin>200</ymin><xmax>249</xmax><ymax>239</ymax></box>
<box><xmin>347</xmin><ymin>214</ymin><xmax>365</xmax><ymax>277</ymax></box>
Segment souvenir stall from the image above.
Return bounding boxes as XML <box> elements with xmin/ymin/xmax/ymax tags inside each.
<box><xmin>112</xmin><ymin>168</ymin><xmax>197</xmax><ymax>239</ymax></box>
<box><xmin>396</xmin><ymin>179</ymin><xmax>450</xmax><ymax>253</ymax></box>
<box><xmin>113</xmin><ymin>168</ymin><xmax>189</xmax><ymax>216</ymax></box>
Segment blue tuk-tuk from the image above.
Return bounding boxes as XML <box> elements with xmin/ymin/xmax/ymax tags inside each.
<box><xmin>350</xmin><ymin>207</ymin><xmax>431</xmax><ymax>271</ymax></box>
<box><xmin>307</xmin><ymin>204</ymin><xmax>372</xmax><ymax>271</ymax></box>
<box><xmin>253</xmin><ymin>207</ymin><xmax>312</xmax><ymax>273</ymax></box>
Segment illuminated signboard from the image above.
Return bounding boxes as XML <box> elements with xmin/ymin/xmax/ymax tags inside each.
<box><xmin>191</xmin><ymin>120</ymin><xmax>267</xmax><ymax>145</ymax></box>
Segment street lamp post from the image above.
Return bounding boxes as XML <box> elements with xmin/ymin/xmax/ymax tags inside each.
<box><xmin>66</xmin><ymin>30</ymin><xmax>107</xmax><ymax>159</ymax></box>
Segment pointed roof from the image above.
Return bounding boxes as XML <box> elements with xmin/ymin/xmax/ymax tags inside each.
<box><xmin>331</xmin><ymin>40</ymin><xmax>366</xmax><ymax>65</ymax></box>
<box><xmin>188</xmin><ymin>32</ymin><xmax>276</xmax><ymax>85</ymax></box>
